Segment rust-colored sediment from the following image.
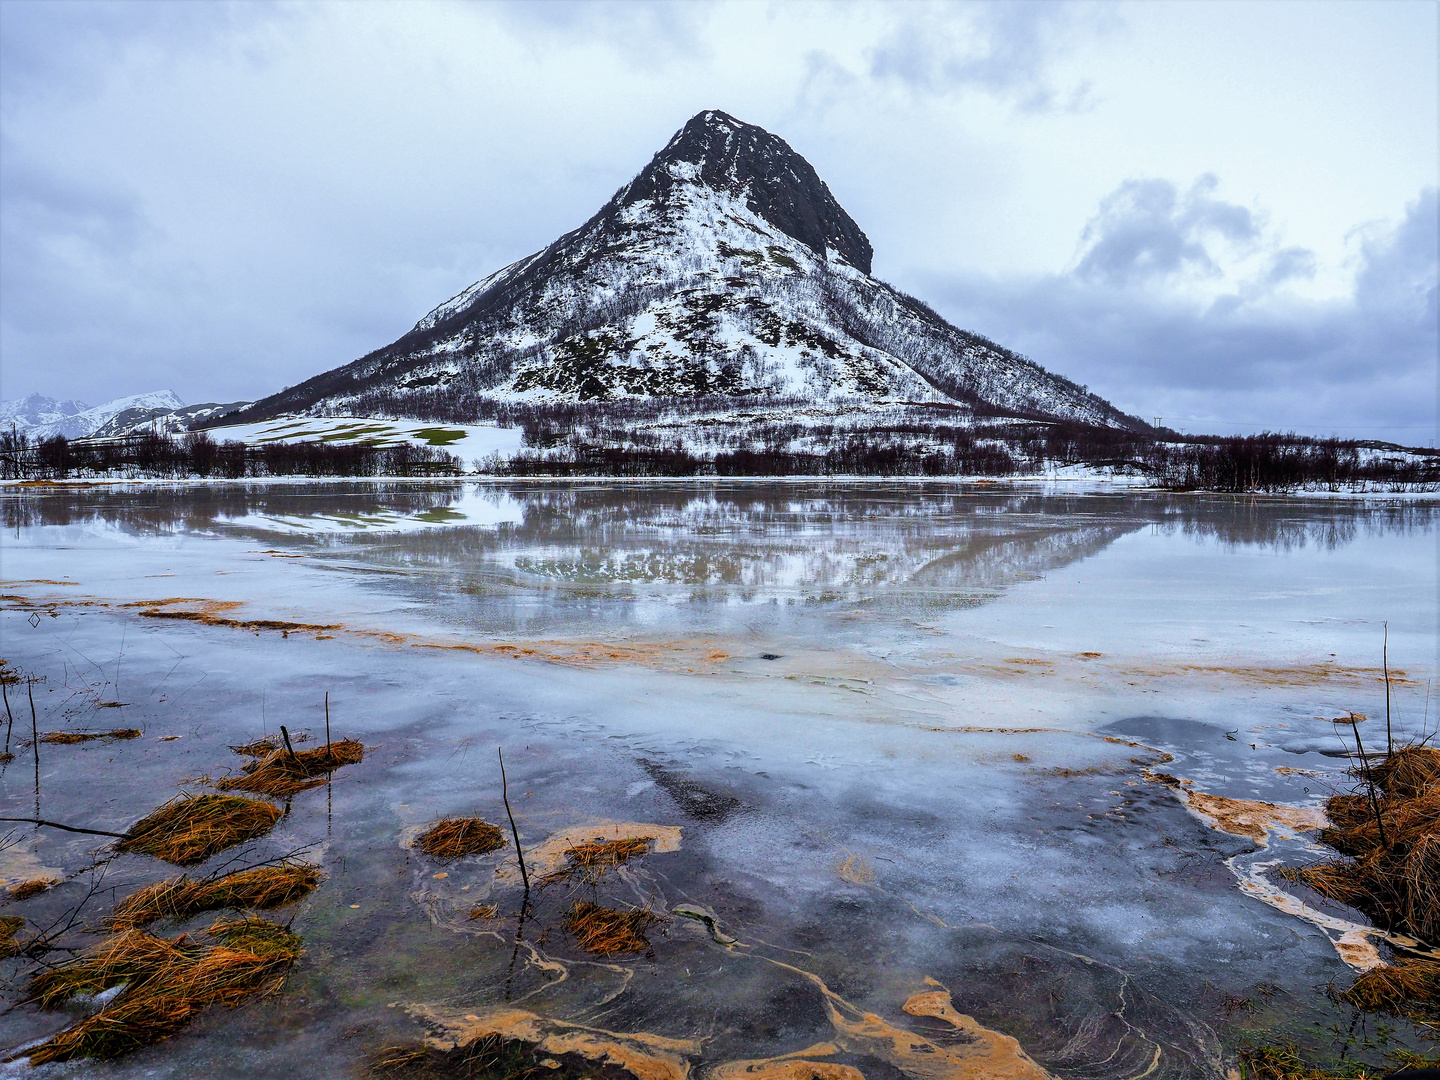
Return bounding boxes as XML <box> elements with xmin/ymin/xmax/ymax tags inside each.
<box><xmin>708</xmin><ymin>1045</ymin><xmax>860</xmax><ymax>1080</ymax></box>
<box><xmin>1180</xmin><ymin>790</ymin><xmax>1327</xmax><ymax>845</ymax></box>
<box><xmin>408</xmin><ymin>1005</ymin><xmax>700</xmax><ymax>1080</ymax></box>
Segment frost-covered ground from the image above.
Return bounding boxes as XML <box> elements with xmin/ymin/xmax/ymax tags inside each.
<box><xmin>0</xmin><ymin>482</ymin><xmax>1435</xmax><ymax>1078</ymax></box>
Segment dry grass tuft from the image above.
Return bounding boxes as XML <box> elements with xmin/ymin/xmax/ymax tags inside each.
<box><xmin>563</xmin><ymin>900</ymin><xmax>658</xmax><ymax>956</ymax></box>
<box><xmin>107</xmin><ymin>863</ymin><xmax>325</xmax><ymax>930</ymax></box>
<box><xmin>7</xmin><ymin>877</ymin><xmax>59</xmax><ymax>902</ymax></box>
<box><xmin>370</xmin><ymin>1034</ymin><xmax>625</xmax><ymax>1079</ymax></box>
<box><xmin>1336</xmin><ymin>958</ymin><xmax>1440</xmax><ymax>1014</ymax></box>
<box><xmin>467</xmin><ymin>904</ymin><xmax>499</xmax><ymax>921</ymax></box>
<box><xmin>116</xmin><ymin>794</ymin><xmax>282</xmax><ymax>867</ymax></box>
<box><xmin>39</xmin><ymin>729</ymin><xmax>142</xmax><ymax>744</ymax></box>
<box><xmin>229</xmin><ymin>739</ymin><xmax>278</xmax><ymax>757</ymax></box>
<box><xmin>17</xmin><ymin>918</ymin><xmax>301</xmax><ymax>1064</ymax></box>
<box><xmin>216</xmin><ymin>738</ymin><xmax>364</xmax><ymax>797</ymax></box>
<box><xmin>543</xmin><ymin>836</ymin><xmax>653</xmax><ymax>885</ymax></box>
<box><xmin>415</xmin><ymin>818</ymin><xmax>506</xmax><ymax>859</ymax></box>
<box><xmin>0</xmin><ymin>915</ymin><xmax>24</xmax><ymax>958</ymax></box>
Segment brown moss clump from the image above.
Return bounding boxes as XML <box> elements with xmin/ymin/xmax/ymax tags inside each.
<box><xmin>216</xmin><ymin>738</ymin><xmax>365</xmax><ymax>797</ymax></box>
<box><xmin>544</xmin><ymin>837</ymin><xmax>653</xmax><ymax>885</ymax></box>
<box><xmin>116</xmin><ymin>794</ymin><xmax>282</xmax><ymax>867</ymax></box>
<box><xmin>563</xmin><ymin>901</ymin><xmax>658</xmax><ymax>956</ymax></box>
<box><xmin>7</xmin><ymin>877</ymin><xmax>58</xmax><ymax>902</ymax></box>
<box><xmin>0</xmin><ymin>915</ymin><xmax>24</xmax><ymax>958</ymax></box>
<box><xmin>39</xmin><ymin>729</ymin><xmax>142</xmax><ymax>744</ymax></box>
<box><xmin>371</xmin><ymin>1034</ymin><xmax>635</xmax><ymax>1080</ymax></box>
<box><xmin>415</xmin><ymin>818</ymin><xmax>506</xmax><ymax>859</ymax></box>
<box><xmin>107</xmin><ymin>863</ymin><xmax>325</xmax><ymax>930</ymax></box>
<box><xmin>17</xmin><ymin>918</ymin><xmax>301</xmax><ymax>1064</ymax></box>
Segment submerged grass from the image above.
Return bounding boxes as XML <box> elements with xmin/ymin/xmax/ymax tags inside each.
<box><xmin>371</xmin><ymin>1034</ymin><xmax>634</xmax><ymax>1079</ymax></box>
<box><xmin>1237</xmin><ymin>1042</ymin><xmax>1389</xmax><ymax>1080</ymax></box>
<box><xmin>543</xmin><ymin>837</ymin><xmax>653</xmax><ymax>885</ymax></box>
<box><xmin>17</xmin><ymin>918</ymin><xmax>301</xmax><ymax>1064</ymax></box>
<box><xmin>216</xmin><ymin>738</ymin><xmax>364</xmax><ymax>797</ymax></box>
<box><xmin>0</xmin><ymin>914</ymin><xmax>24</xmax><ymax>958</ymax></box>
<box><xmin>107</xmin><ymin>863</ymin><xmax>325</xmax><ymax>930</ymax></box>
<box><xmin>116</xmin><ymin>794</ymin><xmax>282</xmax><ymax>866</ymax></box>
<box><xmin>39</xmin><ymin>729</ymin><xmax>142</xmax><ymax>744</ymax></box>
<box><xmin>7</xmin><ymin>877</ymin><xmax>58</xmax><ymax>902</ymax></box>
<box><xmin>563</xmin><ymin>901</ymin><xmax>658</xmax><ymax>956</ymax></box>
<box><xmin>415</xmin><ymin>818</ymin><xmax>505</xmax><ymax>859</ymax></box>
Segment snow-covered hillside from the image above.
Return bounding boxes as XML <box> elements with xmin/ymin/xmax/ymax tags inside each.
<box><xmin>221</xmin><ymin>111</ymin><xmax>1148</xmax><ymax>431</ymax></box>
<box><xmin>1</xmin><ymin>391</ymin><xmax>184</xmax><ymax>440</ymax></box>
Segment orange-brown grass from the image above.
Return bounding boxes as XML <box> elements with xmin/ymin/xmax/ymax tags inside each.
<box><xmin>16</xmin><ymin>918</ymin><xmax>301</xmax><ymax>1064</ymax></box>
<box><xmin>116</xmin><ymin>794</ymin><xmax>282</xmax><ymax>866</ymax></box>
<box><xmin>0</xmin><ymin>915</ymin><xmax>24</xmax><ymax>958</ymax></box>
<box><xmin>7</xmin><ymin>877</ymin><xmax>58</xmax><ymax>902</ymax></box>
<box><xmin>467</xmin><ymin>904</ymin><xmax>499</xmax><ymax>921</ymax></box>
<box><xmin>107</xmin><ymin>863</ymin><xmax>324</xmax><ymax>930</ymax></box>
<box><xmin>415</xmin><ymin>818</ymin><xmax>505</xmax><ymax>859</ymax></box>
<box><xmin>1336</xmin><ymin>958</ymin><xmax>1440</xmax><ymax>1016</ymax></box>
<box><xmin>1297</xmin><ymin>746</ymin><xmax>1440</xmax><ymax>945</ymax></box>
<box><xmin>563</xmin><ymin>901</ymin><xmax>658</xmax><ymax>956</ymax></box>
<box><xmin>544</xmin><ymin>836</ymin><xmax>653</xmax><ymax>885</ymax></box>
<box><xmin>216</xmin><ymin>738</ymin><xmax>364</xmax><ymax>797</ymax></box>
<box><xmin>229</xmin><ymin>739</ymin><xmax>278</xmax><ymax>757</ymax></box>
<box><xmin>39</xmin><ymin>729</ymin><xmax>142</xmax><ymax>744</ymax></box>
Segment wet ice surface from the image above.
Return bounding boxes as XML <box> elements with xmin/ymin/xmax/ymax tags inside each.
<box><xmin>0</xmin><ymin>481</ymin><xmax>1436</xmax><ymax>1078</ymax></box>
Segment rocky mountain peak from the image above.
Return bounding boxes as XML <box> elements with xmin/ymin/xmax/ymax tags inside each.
<box><xmin>615</xmin><ymin>110</ymin><xmax>874</xmax><ymax>274</ymax></box>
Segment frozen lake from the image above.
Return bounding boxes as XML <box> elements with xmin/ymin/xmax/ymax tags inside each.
<box><xmin>1</xmin><ymin>481</ymin><xmax>1436</xmax><ymax>1077</ymax></box>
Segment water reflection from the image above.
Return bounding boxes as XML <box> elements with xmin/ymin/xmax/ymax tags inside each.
<box><xmin>4</xmin><ymin>482</ymin><xmax>1434</xmax><ymax>630</ymax></box>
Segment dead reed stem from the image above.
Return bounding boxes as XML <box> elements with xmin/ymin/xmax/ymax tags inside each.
<box><xmin>498</xmin><ymin>747</ymin><xmax>528</xmax><ymax>892</ymax></box>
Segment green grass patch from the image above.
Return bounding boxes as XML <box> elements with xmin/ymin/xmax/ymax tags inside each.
<box><xmin>411</xmin><ymin>427</ymin><xmax>467</xmax><ymax>446</ymax></box>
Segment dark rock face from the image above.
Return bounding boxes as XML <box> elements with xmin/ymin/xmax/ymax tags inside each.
<box><xmin>618</xmin><ymin>111</ymin><xmax>874</xmax><ymax>274</ymax></box>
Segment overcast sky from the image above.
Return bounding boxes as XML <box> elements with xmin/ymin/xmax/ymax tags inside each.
<box><xmin>1</xmin><ymin>0</ymin><xmax>1435</xmax><ymax>439</ymax></box>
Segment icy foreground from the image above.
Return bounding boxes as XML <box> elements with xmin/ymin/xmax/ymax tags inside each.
<box><xmin>1</xmin><ymin>482</ymin><xmax>1435</xmax><ymax>1078</ymax></box>
<box><xmin>230</xmin><ymin>111</ymin><xmax>1144</xmax><ymax>429</ymax></box>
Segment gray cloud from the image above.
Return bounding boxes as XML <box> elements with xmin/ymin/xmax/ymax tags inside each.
<box><xmin>866</xmin><ymin>1</ymin><xmax>1109</xmax><ymax>111</ymax></box>
<box><xmin>919</xmin><ymin>187</ymin><xmax>1438</xmax><ymax>439</ymax></box>
<box><xmin>1075</xmin><ymin>175</ymin><xmax>1260</xmax><ymax>286</ymax></box>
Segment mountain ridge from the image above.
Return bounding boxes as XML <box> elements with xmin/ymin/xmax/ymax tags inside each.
<box><xmin>217</xmin><ymin>110</ymin><xmax>1147</xmax><ymax>432</ymax></box>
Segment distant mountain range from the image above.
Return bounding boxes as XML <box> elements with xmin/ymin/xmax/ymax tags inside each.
<box><xmin>1</xmin><ymin>392</ymin><xmax>252</xmax><ymax>440</ymax></box>
<box><xmin>218</xmin><ymin>110</ymin><xmax>1148</xmax><ymax>432</ymax></box>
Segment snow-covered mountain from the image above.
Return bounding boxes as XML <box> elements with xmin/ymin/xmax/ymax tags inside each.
<box><xmin>91</xmin><ymin>400</ymin><xmax>254</xmax><ymax>437</ymax></box>
<box><xmin>1</xmin><ymin>391</ymin><xmax>184</xmax><ymax>440</ymax></box>
<box><xmin>225</xmin><ymin>111</ymin><xmax>1146</xmax><ymax>430</ymax></box>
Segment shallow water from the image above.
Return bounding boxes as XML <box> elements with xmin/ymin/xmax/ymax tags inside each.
<box><xmin>0</xmin><ymin>481</ymin><xmax>1435</xmax><ymax>1078</ymax></box>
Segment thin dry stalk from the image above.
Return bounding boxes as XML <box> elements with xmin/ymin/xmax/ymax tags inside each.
<box><xmin>563</xmin><ymin>900</ymin><xmax>658</xmax><ymax>956</ymax></box>
<box><xmin>107</xmin><ymin>863</ymin><xmax>324</xmax><ymax>930</ymax></box>
<box><xmin>415</xmin><ymin>818</ymin><xmax>505</xmax><ymax>859</ymax></box>
<box><xmin>216</xmin><ymin>738</ymin><xmax>364</xmax><ymax>797</ymax></box>
<box><xmin>116</xmin><ymin>795</ymin><xmax>282</xmax><ymax>867</ymax></box>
